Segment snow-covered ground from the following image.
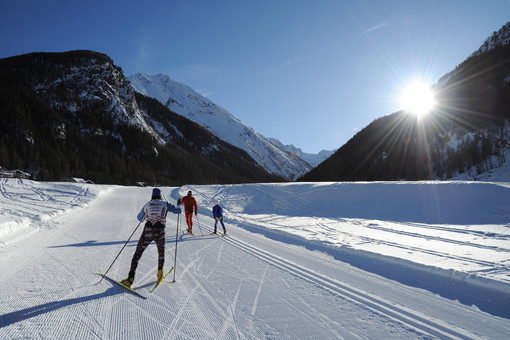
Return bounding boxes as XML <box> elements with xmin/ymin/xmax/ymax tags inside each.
<box><xmin>1</xmin><ymin>177</ymin><xmax>510</xmax><ymax>339</ymax></box>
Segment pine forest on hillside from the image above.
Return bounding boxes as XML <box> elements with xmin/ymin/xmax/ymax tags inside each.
<box><xmin>300</xmin><ymin>28</ymin><xmax>510</xmax><ymax>182</ymax></box>
<box><xmin>0</xmin><ymin>51</ymin><xmax>280</xmax><ymax>185</ymax></box>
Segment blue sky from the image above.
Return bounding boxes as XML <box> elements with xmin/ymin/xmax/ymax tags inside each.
<box><xmin>1</xmin><ymin>0</ymin><xmax>509</xmax><ymax>153</ymax></box>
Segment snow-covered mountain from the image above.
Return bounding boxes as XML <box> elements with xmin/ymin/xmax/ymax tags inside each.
<box><xmin>8</xmin><ymin>51</ymin><xmax>165</xmax><ymax>145</ymax></box>
<box><xmin>267</xmin><ymin>138</ymin><xmax>335</xmax><ymax>167</ymax></box>
<box><xmin>437</xmin><ymin>21</ymin><xmax>510</xmax><ymax>89</ymax></box>
<box><xmin>0</xmin><ymin>51</ymin><xmax>278</xmax><ymax>184</ymax></box>
<box><xmin>474</xmin><ymin>21</ymin><xmax>510</xmax><ymax>55</ymax></box>
<box><xmin>129</xmin><ymin>73</ymin><xmax>319</xmax><ymax>179</ymax></box>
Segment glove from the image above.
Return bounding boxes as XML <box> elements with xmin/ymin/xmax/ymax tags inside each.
<box><xmin>195</xmin><ymin>211</ymin><xmax>198</xmax><ymax>216</ymax></box>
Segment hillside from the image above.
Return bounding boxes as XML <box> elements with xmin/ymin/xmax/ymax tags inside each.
<box><xmin>0</xmin><ymin>51</ymin><xmax>280</xmax><ymax>185</ymax></box>
<box><xmin>301</xmin><ymin>21</ymin><xmax>510</xmax><ymax>182</ymax></box>
<box><xmin>129</xmin><ymin>73</ymin><xmax>315</xmax><ymax>180</ymax></box>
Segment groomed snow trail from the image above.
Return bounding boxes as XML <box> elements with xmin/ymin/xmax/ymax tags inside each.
<box><xmin>0</xmin><ymin>181</ymin><xmax>509</xmax><ymax>339</ymax></box>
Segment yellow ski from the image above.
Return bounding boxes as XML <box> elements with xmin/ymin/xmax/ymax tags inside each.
<box><xmin>98</xmin><ymin>269</ymin><xmax>147</xmax><ymax>299</ymax></box>
<box><xmin>150</xmin><ymin>266</ymin><xmax>174</xmax><ymax>293</ymax></box>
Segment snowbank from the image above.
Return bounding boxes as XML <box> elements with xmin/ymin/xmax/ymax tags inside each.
<box><xmin>0</xmin><ymin>179</ymin><xmax>108</xmax><ymax>242</ymax></box>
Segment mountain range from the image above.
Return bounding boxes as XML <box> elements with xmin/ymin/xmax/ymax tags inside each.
<box><xmin>1</xmin><ymin>21</ymin><xmax>509</xmax><ymax>184</ymax></box>
<box><xmin>129</xmin><ymin>72</ymin><xmax>332</xmax><ymax>179</ymax></box>
<box><xmin>0</xmin><ymin>51</ymin><xmax>280</xmax><ymax>185</ymax></box>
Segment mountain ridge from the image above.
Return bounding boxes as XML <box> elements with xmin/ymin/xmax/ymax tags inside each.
<box><xmin>0</xmin><ymin>50</ymin><xmax>280</xmax><ymax>185</ymax></box>
<box><xmin>300</xmin><ymin>21</ymin><xmax>510</xmax><ymax>182</ymax></box>
<box><xmin>129</xmin><ymin>72</ymin><xmax>322</xmax><ymax>179</ymax></box>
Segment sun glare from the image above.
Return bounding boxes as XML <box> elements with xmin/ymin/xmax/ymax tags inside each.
<box><xmin>399</xmin><ymin>82</ymin><xmax>436</xmax><ymax>117</ymax></box>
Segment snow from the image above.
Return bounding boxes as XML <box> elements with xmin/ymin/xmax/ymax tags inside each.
<box><xmin>129</xmin><ymin>73</ymin><xmax>315</xmax><ymax>180</ymax></box>
<box><xmin>451</xmin><ymin>147</ymin><xmax>510</xmax><ymax>183</ymax></box>
<box><xmin>267</xmin><ymin>137</ymin><xmax>335</xmax><ymax>167</ymax></box>
<box><xmin>1</xmin><ymin>178</ymin><xmax>510</xmax><ymax>339</ymax></box>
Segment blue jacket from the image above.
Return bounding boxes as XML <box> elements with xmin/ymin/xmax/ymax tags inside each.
<box><xmin>212</xmin><ymin>205</ymin><xmax>223</xmax><ymax>218</ymax></box>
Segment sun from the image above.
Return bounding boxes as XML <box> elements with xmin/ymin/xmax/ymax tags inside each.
<box><xmin>399</xmin><ymin>81</ymin><xmax>436</xmax><ymax>117</ymax></box>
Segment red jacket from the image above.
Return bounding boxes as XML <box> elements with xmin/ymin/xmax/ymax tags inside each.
<box><xmin>181</xmin><ymin>195</ymin><xmax>197</xmax><ymax>213</ymax></box>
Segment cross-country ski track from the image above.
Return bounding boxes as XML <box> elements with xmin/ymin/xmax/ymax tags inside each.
<box><xmin>1</xmin><ymin>179</ymin><xmax>510</xmax><ymax>339</ymax></box>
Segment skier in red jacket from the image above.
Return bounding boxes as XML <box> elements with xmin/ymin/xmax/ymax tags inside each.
<box><xmin>180</xmin><ymin>190</ymin><xmax>198</xmax><ymax>234</ymax></box>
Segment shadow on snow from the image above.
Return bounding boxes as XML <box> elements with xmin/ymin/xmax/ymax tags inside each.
<box><xmin>0</xmin><ymin>285</ymin><xmax>121</xmax><ymax>329</ymax></box>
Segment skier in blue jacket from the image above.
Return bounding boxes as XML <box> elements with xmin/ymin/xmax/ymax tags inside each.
<box><xmin>120</xmin><ymin>188</ymin><xmax>180</xmax><ymax>288</ymax></box>
<box><xmin>212</xmin><ymin>204</ymin><xmax>226</xmax><ymax>235</ymax></box>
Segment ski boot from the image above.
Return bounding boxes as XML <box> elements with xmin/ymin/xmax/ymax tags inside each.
<box><xmin>157</xmin><ymin>269</ymin><xmax>164</xmax><ymax>282</ymax></box>
<box><xmin>120</xmin><ymin>276</ymin><xmax>134</xmax><ymax>288</ymax></box>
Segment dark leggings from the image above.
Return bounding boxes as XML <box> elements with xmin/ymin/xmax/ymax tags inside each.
<box><xmin>129</xmin><ymin>222</ymin><xmax>165</xmax><ymax>278</ymax></box>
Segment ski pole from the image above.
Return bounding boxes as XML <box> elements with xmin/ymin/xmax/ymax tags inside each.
<box><xmin>99</xmin><ymin>220</ymin><xmax>142</xmax><ymax>283</ymax></box>
<box><xmin>181</xmin><ymin>212</ymin><xmax>185</xmax><ymax>236</ymax></box>
<box><xmin>196</xmin><ymin>213</ymin><xmax>203</xmax><ymax>236</ymax></box>
<box><xmin>173</xmin><ymin>214</ymin><xmax>179</xmax><ymax>282</ymax></box>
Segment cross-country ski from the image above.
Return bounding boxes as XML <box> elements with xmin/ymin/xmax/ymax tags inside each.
<box><xmin>98</xmin><ymin>270</ymin><xmax>147</xmax><ymax>299</ymax></box>
<box><xmin>149</xmin><ymin>266</ymin><xmax>174</xmax><ymax>293</ymax></box>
